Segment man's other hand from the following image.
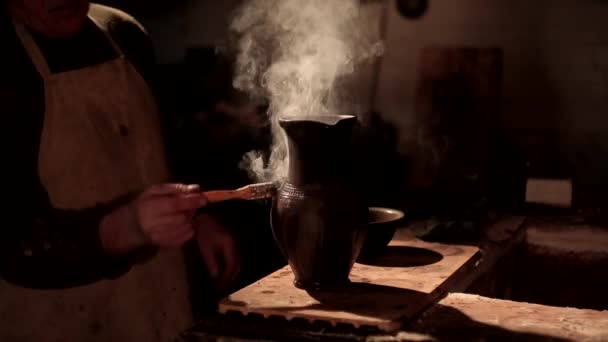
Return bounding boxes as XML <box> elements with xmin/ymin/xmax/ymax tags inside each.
<box><xmin>195</xmin><ymin>213</ymin><xmax>239</xmax><ymax>290</ymax></box>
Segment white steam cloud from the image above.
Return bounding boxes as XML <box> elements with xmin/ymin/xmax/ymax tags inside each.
<box><xmin>231</xmin><ymin>0</ymin><xmax>384</xmax><ymax>183</ymax></box>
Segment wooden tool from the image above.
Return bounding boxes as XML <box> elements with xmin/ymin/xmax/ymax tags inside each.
<box><xmin>203</xmin><ymin>182</ymin><xmax>277</xmax><ymax>204</ymax></box>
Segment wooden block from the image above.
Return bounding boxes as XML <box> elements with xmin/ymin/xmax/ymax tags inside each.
<box><xmin>525</xmin><ymin>178</ymin><xmax>573</xmax><ymax>208</ymax></box>
<box><xmin>410</xmin><ymin>293</ymin><xmax>608</xmax><ymax>341</ymax></box>
<box><xmin>484</xmin><ymin>215</ymin><xmax>527</xmax><ymax>244</ymax></box>
<box><xmin>219</xmin><ymin>239</ymin><xmax>480</xmax><ymax>332</ymax></box>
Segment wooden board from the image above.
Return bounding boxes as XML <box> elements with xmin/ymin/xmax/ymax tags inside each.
<box><xmin>219</xmin><ymin>239</ymin><xmax>480</xmax><ymax>332</ymax></box>
<box><xmin>407</xmin><ymin>293</ymin><xmax>608</xmax><ymax>342</ymax></box>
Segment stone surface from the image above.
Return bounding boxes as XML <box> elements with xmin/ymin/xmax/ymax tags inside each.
<box><xmin>407</xmin><ymin>293</ymin><xmax>608</xmax><ymax>342</ymax></box>
<box><xmin>527</xmin><ymin>222</ymin><xmax>608</xmax><ymax>256</ymax></box>
<box><xmin>510</xmin><ymin>218</ymin><xmax>608</xmax><ymax>311</ymax></box>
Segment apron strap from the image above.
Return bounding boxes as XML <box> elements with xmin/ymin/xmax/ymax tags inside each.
<box><xmin>12</xmin><ymin>19</ymin><xmax>52</xmax><ymax>78</ymax></box>
<box><xmin>12</xmin><ymin>15</ymin><xmax>125</xmax><ymax>79</ymax></box>
<box><xmin>88</xmin><ymin>16</ymin><xmax>125</xmax><ymax>57</ymax></box>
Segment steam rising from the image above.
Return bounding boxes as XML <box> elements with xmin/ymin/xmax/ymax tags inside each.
<box><xmin>231</xmin><ymin>0</ymin><xmax>383</xmax><ymax>183</ymax></box>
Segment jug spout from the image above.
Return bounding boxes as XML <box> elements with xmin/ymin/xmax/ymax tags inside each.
<box><xmin>280</xmin><ymin>114</ymin><xmax>356</xmax><ymax>126</ymax></box>
<box><xmin>278</xmin><ymin>115</ymin><xmax>357</xmax><ymax>137</ymax></box>
<box><xmin>279</xmin><ymin>115</ymin><xmax>358</xmax><ymax>186</ymax></box>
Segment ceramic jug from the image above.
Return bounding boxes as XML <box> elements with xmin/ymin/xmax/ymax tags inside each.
<box><xmin>270</xmin><ymin>115</ymin><xmax>368</xmax><ymax>291</ymax></box>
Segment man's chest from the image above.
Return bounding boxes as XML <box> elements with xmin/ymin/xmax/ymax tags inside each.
<box><xmin>1</xmin><ymin>19</ymin><xmax>119</xmax><ymax>143</ymax></box>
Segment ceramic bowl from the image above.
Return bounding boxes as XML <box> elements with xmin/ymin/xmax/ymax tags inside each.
<box><xmin>360</xmin><ymin>207</ymin><xmax>406</xmax><ymax>255</ymax></box>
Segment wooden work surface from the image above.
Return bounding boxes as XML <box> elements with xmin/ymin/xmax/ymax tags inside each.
<box><xmin>218</xmin><ymin>239</ymin><xmax>480</xmax><ymax>332</ymax></box>
<box><xmin>401</xmin><ymin>293</ymin><xmax>608</xmax><ymax>342</ymax></box>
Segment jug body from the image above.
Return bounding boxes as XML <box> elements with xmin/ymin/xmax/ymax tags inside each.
<box><xmin>270</xmin><ymin>115</ymin><xmax>368</xmax><ymax>291</ymax></box>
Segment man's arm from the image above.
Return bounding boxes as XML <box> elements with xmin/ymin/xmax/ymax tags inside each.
<box><xmin>0</xmin><ymin>172</ymin><xmax>136</xmax><ymax>289</ymax></box>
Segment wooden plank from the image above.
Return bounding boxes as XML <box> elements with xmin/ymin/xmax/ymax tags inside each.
<box><xmin>408</xmin><ymin>293</ymin><xmax>608</xmax><ymax>342</ymax></box>
<box><xmin>410</xmin><ymin>47</ymin><xmax>503</xmax><ymax>188</ymax></box>
<box><xmin>218</xmin><ymin>239</ymin><xmax>480</xmax><ymax>332</ymax></box>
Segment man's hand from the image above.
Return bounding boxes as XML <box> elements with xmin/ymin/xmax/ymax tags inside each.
<box><xmin>132</xmin><ymin>184</ymin><xmax>206</xmax><ymax>246</ymax></box>
<box><xmin>100</xmin><ymin>183</ymin><xmax>207</xmax><ymax>254</ymax></box>
<box><xmin>195</xmin><ymin>213</ymin><xmax>239</xmax><ymax>290</ymax></box>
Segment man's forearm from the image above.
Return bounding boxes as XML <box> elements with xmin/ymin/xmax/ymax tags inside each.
<box><xmin>0</xmin><ymin>204</ymin><xmax>135</xmax><ymax>289</ymax></box>
<box><xmin>99</xmin><ymin>201</ymin><xmax>149</xmax><ymax>255</ymax></box>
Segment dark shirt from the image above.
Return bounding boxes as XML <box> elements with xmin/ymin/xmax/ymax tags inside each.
<box><xmin>0</xmin><ymin>4</ymin><xmax>164</xmax><ymax>289</ymax></box>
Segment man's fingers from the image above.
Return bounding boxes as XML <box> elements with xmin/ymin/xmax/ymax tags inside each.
<box><xmin>151</xmin><ymin>230</ymin><xmax>194</xmax><ymax>246</ymax></box>
<box><xmin>172</xmin><ymin>193</ymin><xmax>208</xmax><ymax>212</ymax></box>
<box><xmin>220</xmin><ymin>239</ymin><xmax>239</xmax><ymax>285</ymax></box>
<box><xmin>148</xmin><ymin>223</ymin><xmax>195</xmax><ymax>246</ymax></box>
<box><xmin>146</xmin><ymin>183</ymin><xmax>200</xmax><ymax>196</ymax></box>
<box><xmin>215</xmin><ymin>245</ymin><xmax>239</xmax><ymax>289</ymax></box>
<box><xmin>200</xmin><ymin>243</ymin><xmax>219</xmax><ymax>279</ymax></box>
<box><xmin>149</xmin><ymin>213</ymin><xmax>192</xmax><ymax>228</ymax></box>
<box><xmin>153</xmin><ymin>193</ymin><xmax>207</xmax><ymax>214</ymax></box>
<box><xmin>170</xmin><ymin>229</ymin><xmax>195</xmax><ymax>246</ymax></box>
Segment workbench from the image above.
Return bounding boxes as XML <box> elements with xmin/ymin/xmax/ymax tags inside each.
<box><xmin>177</xmin><ymin>215</ymin><xmax>608</xmax><ymax>341</ymax></box>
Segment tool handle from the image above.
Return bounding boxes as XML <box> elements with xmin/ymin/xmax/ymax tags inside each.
<box><xmin>203</xmin><ymin>190</ymin><xmax>243</xmax><ymax>203</ymax></box>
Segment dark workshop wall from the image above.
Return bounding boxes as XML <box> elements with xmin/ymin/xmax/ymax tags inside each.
<box><xmin>134</xmin><ymin>0</ymin><xmax>382</xmax><ymax>118</ymax></box>
<box><xmin>376</xmin><ymin>0</ymin><xmax>608</xmax><ymax>201</ymax></box>
<box><xmin>133</xmin><ymin>0</ymin><xmax>608</xmax><ymax>203</ymax></box>
<box><xmin>137</xmin><ymin>0</ymin><xmax>242</xmax><ymax>63</ymax></box>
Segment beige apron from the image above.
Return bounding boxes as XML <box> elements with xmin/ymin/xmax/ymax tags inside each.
<box><xmin>0</xmin><ymin>17</ymin><xmax>192</xmax><ymax>342</ymax></box>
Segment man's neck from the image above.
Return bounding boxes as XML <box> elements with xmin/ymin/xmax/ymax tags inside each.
<box><xmin>29</xmin><ymin>18</ymin><xmax>118</xmax><ymax>74</ymax></box>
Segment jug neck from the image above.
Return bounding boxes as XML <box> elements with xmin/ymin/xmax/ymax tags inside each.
<box><xmin>280</xmin><ymin>116</ymin><xmax>358</xmax><ymax>186</ymax></box>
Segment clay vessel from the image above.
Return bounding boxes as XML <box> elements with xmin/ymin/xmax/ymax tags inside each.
<box><xmin>271</xmin><ymin>115</ymin><xmax>368</xmax><ymax>291</ymax></box>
